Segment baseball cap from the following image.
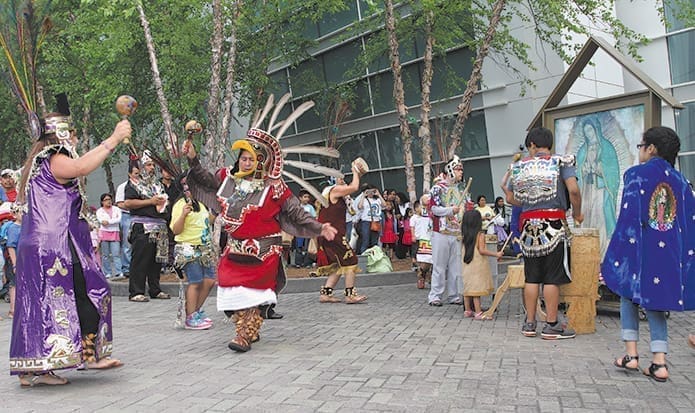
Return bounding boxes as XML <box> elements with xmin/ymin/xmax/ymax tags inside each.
<box><xmin>1</xmin><ymin>169</ymin><xmax>14</xmax><ymax>177</ymax></box>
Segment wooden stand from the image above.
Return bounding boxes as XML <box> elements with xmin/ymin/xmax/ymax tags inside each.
<box><xmin>560</xmin><ymin>228</ymin><xmax>600</xmax><ymax>334</ymax></box>
<box><xmin>482</xmin><ymin>264</ymin><xmax>525</xmax><ymax>318</ymax></box>
<box><xmin>482</xmin><ymin>228</ymin><xmax>600</xmax><ymax>334</ymax></box>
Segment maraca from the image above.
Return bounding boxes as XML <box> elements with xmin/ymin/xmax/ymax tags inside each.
<box><xmin>115</xmin><ymin>95</ymin><xmax>138</xmax><ymax>144</ymax></box>
<box><xmin>184</xmin><ymin>120</ymin><xmax>202</xmax><ymax>135</ymax></box>
<box><xmin>182</xmin><ymin>120</ymin><xmax>203</xmax><ymax>156</ymax></box>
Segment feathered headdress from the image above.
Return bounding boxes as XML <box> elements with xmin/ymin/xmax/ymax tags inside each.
<box><xmin>0</xmin><ymin>0</ymin><xmax>53</xmax><ymax>138</ymax></box>
<box><xmin>237</xmin><ymin>93</ymin><xmax>343</xmax><ymax>207</ymax></box>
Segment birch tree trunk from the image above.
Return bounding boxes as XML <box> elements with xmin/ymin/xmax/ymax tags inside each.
<box><xmin>446</xmin><ymin>0</ymin><xmax>506</xmax><ymax>159</ymax></box>
<box><xmin>219</xmin><ymin>0</ymin><xmax>242</xmax><ymax>168</ymax></box>
<box><xmin>204</xmin><ymin>0</ymin><xmax>224</xmax><ymax>170</ymax></box>
<box><xmin>385</xmin><ymin>0</ymin><xmax>417</xmax><ymax>205</ymax></box>
<box><xmin>137</xmin><ymin>1</ymin><xmax>177</xmax><ymax>159</ymax></box>
<box><xmin>419</xmin><ymin>10</ymin><xmax>435</xmax><ymax>194</ymax></box>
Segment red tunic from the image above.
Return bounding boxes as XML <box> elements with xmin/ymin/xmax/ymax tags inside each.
<box><xmin>218</xmin><ymin>178</ymin><xmax>322</xmax><ymax>290</ymax></box>
<box><xmin>316</xmin><ymin>187</ymin><xmax>358</xmax><ymax>275</ymax></box>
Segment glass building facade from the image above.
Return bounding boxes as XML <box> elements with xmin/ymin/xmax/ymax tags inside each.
<box><xmin>269</xmin><ymin>1</ymin><xmax>494</xmax><ymax>199</ymax></box>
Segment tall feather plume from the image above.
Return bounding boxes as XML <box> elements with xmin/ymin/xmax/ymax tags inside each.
<box><xmin>266</xmin><ymin>92</ymin><xmax>290</xmax><ymax>132</ymax></box>
<box><xmin>282</xmin><ymin>145</ymin><xmax>340</xmax><ymax>158</ymax></box>
<box><xmin>251</xmin><ymin>94</ymin><xmax>275</xmax><ymax>129</ymax></box>
<box><xmin>268</xmin><ymin>119</ymin><xmax>285</xmax><ymax>133</ymax></box>
<box><xmin>0</xmin><ymin>0</ymin><xmax>52</xmax><ymax>116</ymax></box>
<box><xmin>283</xmin><ymin>159</ymin><xmax>344</xmax><ymax>179</ymax></box>
<box><xmin>275</xmin><ymin>101</ymin><xmax>314</xmax><ymax>140</ymax></box>
<box><xmin>281</xmin><ymin>169</ymin><xmax>329</xmax><ymax>207</ymax></box>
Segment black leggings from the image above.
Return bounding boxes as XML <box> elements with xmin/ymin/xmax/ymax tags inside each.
<box><xmin>70</xmin><ymin>240</ymin><xmax>99</xmax><ymax>336</ymax></box>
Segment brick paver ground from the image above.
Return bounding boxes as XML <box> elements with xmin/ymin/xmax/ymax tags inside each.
<box><xmin>1</xmin><ymin>283</ymin><xmax>694</xmax><ymax>412</ymax></box>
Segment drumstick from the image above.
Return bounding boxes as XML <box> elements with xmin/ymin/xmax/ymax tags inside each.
<box><xmin>463</xmin><ymin>177</ymin><xmax>473</xmax><ymax>194</ymax></box>
<box><xmin>499</xmin><ymin>233</ymin><xmax>512</xmax><ymax>252</ymax></box>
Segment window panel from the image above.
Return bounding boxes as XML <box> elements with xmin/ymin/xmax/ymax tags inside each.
<box><xmin>351</xmin><ymin>79</ymin><xmax>372</xmax><ymax>119</ymax></box>
<box><xmin>378</xmin><ymin>124</ymin><xmax>421</xmax><ymax>168</ymax></box>
<box><xmin>454</xmin><ymin>110</ymin><xmax>489</xmax><ymax>158</ymax></box>
<box><xmin>460</xmin><ymin>158</ymin><xmax>493</xmax><ymax>203</ymax></box>
<box><xmin>370</xmin><ymin>65</ymin><xmax>421</xmax><ymax>114</ymax></box>
<box><xmin>289</xmin><ymin>57</ymin><xmax>325</xmax><ymax>97</ymax></box>
<box><xmin>318</xmin><ymin>2</ymin><xmax>358</xmax><ymax>36</ymax></box>
<box><xmin>675</xmin><ymin>101</ymin><xmax>695</xmax><ymax>152</ymax></box>
<box><xmin>667</xmin><ymin>30</ymin><xmax>695</xmax><ymax>84</ymax></box>
<box><xmin>429</xmin><ymin>47</ymin><xmax>473</xmax><ymax>101</ymax></box>
<box><xmin>664</xmin><ymin>0</ymin><xmax>695</xmax><ymax>32</ymax></box>
<box><xmin>358</xmin><ymin>0</ymin><xmax>383</xmax><ymax>18</ymax></box>
<box><xmin>377</xmin><ymin>127</ymin><xmax>402</xmax><ymax>168</ymax></box>
<box><xmin>337</xmin><ymin>132</ymin><xmax>379</xmax><ymax>173</ymax></box>
<box><xmin>677</xmin><ymin>154</ymin><xmax>695</xmax><ymax>184</ymax></box>
<box><xmin>293</xmin><ymin>97</ymin><xmax>322</xmax><ymax>133</ymax></box>
<box><xmin>303</xmin><ymin>19</ymin><xmax>320</xmax><ymax>40</ymax></box>
<box><xmin>324</xmin><ymin>40</ymin><xmax>362</xmax><ymax>84</ymax></box>
<box><xmin>402</xmin><ymin>63</ymin><xmax>422</xmax><ymax>107</ymax></box>
<box><xmin>366</xmin><ymin>33</ymin><xmax>419</xmax><ymax>73</ymax></box>
<box><xmin>268</xmin><ymin>70</ymin><xmax>290</xmax><ymax>97</ymax></box>
<box><xmin>381</xmin><ymin>168</ymin><xmax>406</xmax><ymax>193</ymax></box>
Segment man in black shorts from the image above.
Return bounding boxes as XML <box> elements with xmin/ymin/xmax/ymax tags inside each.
<box><xmin>502</xmin><ymin>127</ymin><xmax>583</xmax><ymax>339</ymax></box>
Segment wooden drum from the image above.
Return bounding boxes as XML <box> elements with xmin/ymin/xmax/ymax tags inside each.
<box><xmin>560</xmin><ymin>227</ymin><xmax>600</xmax><ymax>334</ymax></box>
<box><xmin>508</xmin><ymin>264</ymin><xmax>526</xmax><ymax>289</ymax></box>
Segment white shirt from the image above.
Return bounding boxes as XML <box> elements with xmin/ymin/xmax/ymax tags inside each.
<box><xmin>96</xmin><ymin>206</ymin><xmax>122</xmax><ymax>233</ymax></box>
<box><xmin>411</xmin><ymin>213</ymin><xmax>432</xmax><ymax>241</ymax></box>
<box><xmin>114</xmin><ymin>181</ymin><xmax>129</xmax><ymax>212</ymax></box>
<box><xmin>360</xmin><ymin>196</ymin><xmax>382</xmax><ymax>222</ymax></box>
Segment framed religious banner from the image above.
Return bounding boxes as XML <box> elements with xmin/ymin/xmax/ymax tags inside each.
<box><xmin>543</xmin><ymin>91</ymin><xmax>661</xmax><ymax>256</ymax></box>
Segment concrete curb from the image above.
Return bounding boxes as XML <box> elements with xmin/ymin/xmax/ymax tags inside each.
<box><xmin>108</xmin><ymin>259</ymin><xmax>521</xmax><ymax>297</ymax></box>
<box><xmin>108</xmin><ymin>270</ymin><xmax>417</xmax><ymax>297</ymax></box>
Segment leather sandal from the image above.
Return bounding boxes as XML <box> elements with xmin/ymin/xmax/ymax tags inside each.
<box><xmin>19</xmin><ymin>372</ymin><xmax>69</xmax><ymax>387</ymax></box>
<box><xmin>643</xmin><ymin>363</ymin><xmax>668</xmax><ymax>382</ymax></box>
<box><xmin>613</xmin><ymin>354</ymin><xmax>639</xmax><ymax>371</ymax></box>
<box><xmin>129</xmin><ymin>294</ymin><xmax>149</xmax><ymax>302</ymax></box>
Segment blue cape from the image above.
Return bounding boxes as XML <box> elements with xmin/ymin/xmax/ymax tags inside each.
<box><xmin>601</xmin><ymin>157</ymin><xmax>695</xmax><ymax>311</ymax></box>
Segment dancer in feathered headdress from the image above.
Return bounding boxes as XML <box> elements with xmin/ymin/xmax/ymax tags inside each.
<box><xmin>182</xmin><ymin>93</ymin><xmax>339</xmax><ymax>352</ymax></box>
<box><xmin>10</xmin><ymin>93</ymin><xmax>130</xmax><ymax>385</ymax></box>
<box><xmin>4</xmin><ymin>2</ymin><xmax>129</xmax><ymax>385</ymax></box>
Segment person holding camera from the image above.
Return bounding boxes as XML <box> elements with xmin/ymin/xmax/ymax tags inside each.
<box><xmin>357</xmin><ymin>186</ymin><xmax>385</xmax><ymax>254</ymax></box>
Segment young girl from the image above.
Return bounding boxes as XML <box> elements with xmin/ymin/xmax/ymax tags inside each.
<box><xmin>380</xmin><ymin>205</ymin><xmax>398</xmax><ymax>258</ymax></box>
<box><xmin>411</xmin><ymin>195</ymin><xmax>433</xmax><ymax>289</ymax></box>
<box><xmin>461</xmin><ymin>210</ymin><xmax>502</xmax><ymax>320</ymax></box>
<box><xmin>170</xmin><ymin>174</ymin><xmax>217</xmax><ymax>330</ymax></box>
<box><xmin>96</xmin><ymin>193</ymin><xmax>122</xmax><ymax>278</ymax></box>
<box><xmin>401</xmin><ymin>207</ymin><xmax>416</xmax><ymax>270</ymax></box>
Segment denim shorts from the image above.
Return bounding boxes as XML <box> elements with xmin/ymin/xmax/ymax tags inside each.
<box><xmin>183</xmin><ymin>261</ymin><xmax>216</xmax><ymax>284</ymax></box>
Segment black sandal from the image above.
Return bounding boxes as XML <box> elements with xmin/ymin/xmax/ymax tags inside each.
<box><xmin>643</xmin><ymin>363</ymin><xmax>668</xmax><ymax>382</ymax></box>
<box><xmin>613</xmin><ymin>354</ymin><xmax>639</xmax><ymax>371</ymax></box>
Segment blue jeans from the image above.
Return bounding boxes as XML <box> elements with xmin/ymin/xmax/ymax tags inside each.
<box><xmin>358</xmin><ymin>220</ymin><xmax>379</xmax><ymax>254</ymax></box>
<box><xmin>100</xmin><ymin>240</ymin><xmax>122</xmax><ymax>277</ymax></box>
<box><xmin>620</xmin><ymin>297</ymin><xmax>668</xmax><ymax>353</ymax></box>
<box><xmin>346</xmin><ymin>221</ymin><xmax>353</xmax><ymax>244</ymax></box>
<box><xmin>183</xmin><ymin>261</ymin><xmax>216</xmax><ymax>284</ymax></box>
<box><xmin>120</xmin><ymin>212</ymin><xmax>132</xmax><ymax>274</ymax></box>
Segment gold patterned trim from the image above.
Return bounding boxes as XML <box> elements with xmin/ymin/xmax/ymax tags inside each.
<box><xmin>46</xmin><ymin>257</ymin><xmax>69</xmax><ymax>277</ymax></box>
